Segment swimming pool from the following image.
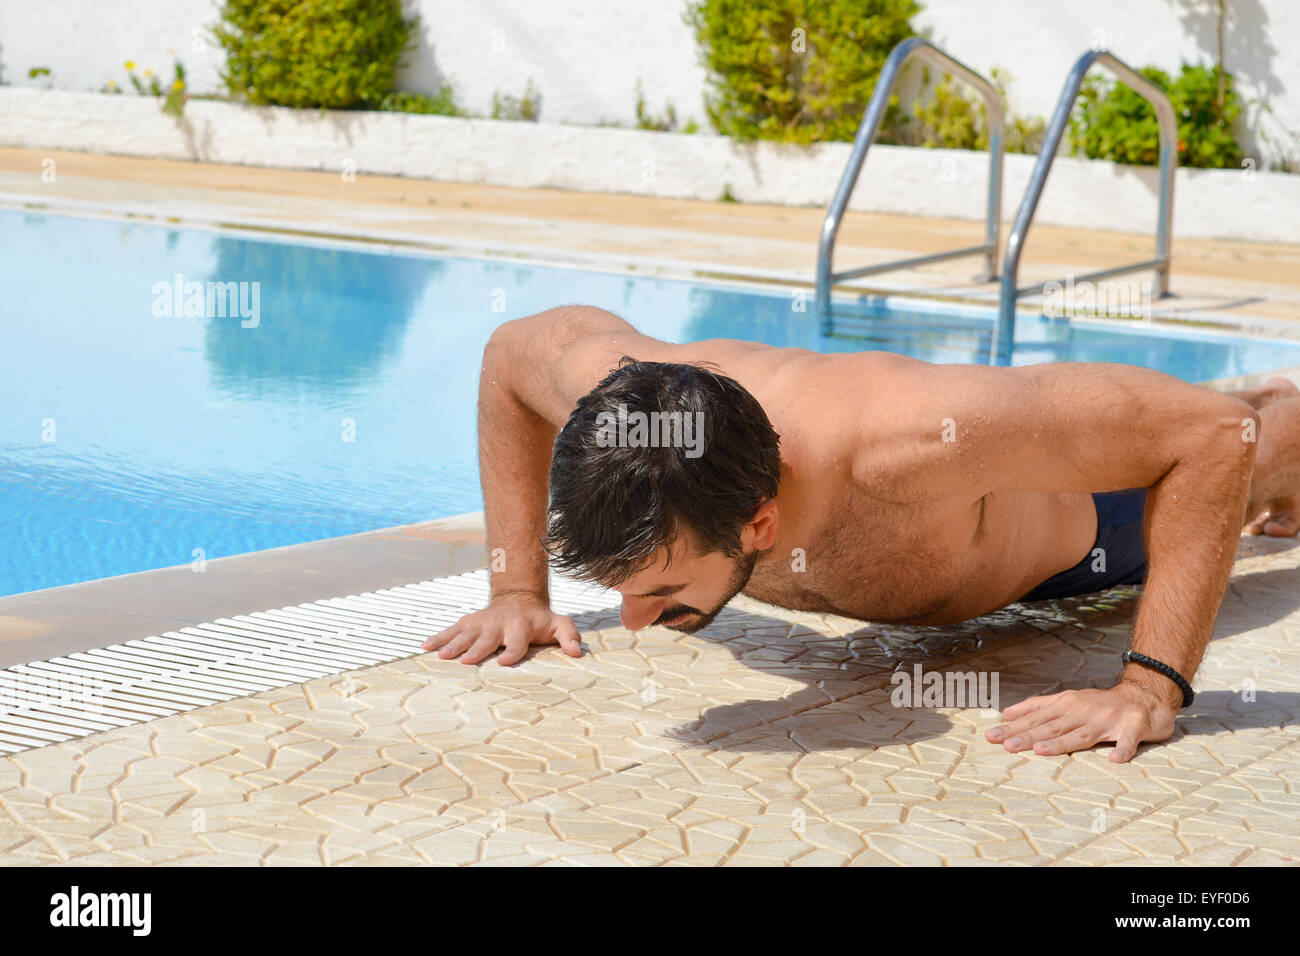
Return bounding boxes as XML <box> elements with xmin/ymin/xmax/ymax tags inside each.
<box><xmin>4</xmin><ymin>207</ymin><xmax>1300</xmax><ymax>598</ymax></box>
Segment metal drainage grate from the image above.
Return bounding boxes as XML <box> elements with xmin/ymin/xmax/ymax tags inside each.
<box><xmin>0</xmin><ymin>570</ymin><xmax>618</xmax><ymax>755</ymax></box>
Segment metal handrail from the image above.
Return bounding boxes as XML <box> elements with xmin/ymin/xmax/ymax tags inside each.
<box><xmin>816</xmin><ymin>37</ymin><xmax>1005</xmax><ymax>331</ymax></box>
<box><xmin>991</xmin><ymin>49</ymin><xmax>1177</xmax><ymax>365</ymax></box>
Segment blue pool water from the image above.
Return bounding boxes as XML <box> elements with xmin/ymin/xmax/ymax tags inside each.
<box><xmin>4</xmin><ymin>208</ymin><xmax>1300</xmax><ymax>598</ymax></box>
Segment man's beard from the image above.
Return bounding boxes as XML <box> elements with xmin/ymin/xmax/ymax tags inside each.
<box><xmin>652</xmin><ymin>549</ymin><xmax>759</xmax><ymax>634</ymax></box>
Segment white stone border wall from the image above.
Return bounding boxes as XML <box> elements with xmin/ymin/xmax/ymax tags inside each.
<box><xmin>2</xmin><ymin>88</ymin><xmax>1296</xmax><ymax>244</ymax></box>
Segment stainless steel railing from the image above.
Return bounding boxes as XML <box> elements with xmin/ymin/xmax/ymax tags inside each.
<box><xmin>815</xmin><ymin>37</ymin><xmax>1005</xmax><ymax>331</ymax></box>
<box><xmin>991</xmin><ymin>49</ymin><xmax>1177</xmax><ymax>365</ymax></box>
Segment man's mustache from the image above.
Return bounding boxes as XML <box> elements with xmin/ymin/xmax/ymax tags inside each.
<box><xmin>653</xmin><ymin>604</ymin><xmax>704</xmax><ymax>627</ymax></box>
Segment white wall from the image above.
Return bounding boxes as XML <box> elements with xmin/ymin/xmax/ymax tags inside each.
<box><xmin>398</xmin><ymin>0</ymin><xmax>710</xmax><ymax>129</ymax></box>
<box><xmin>0</xmin><ymin>1</ymin><xmax>226</xmax><ymax>97</ymax></box>
<box><xmin>2</xmin><ymin>2</ymin><xmax>1296</xmax><ymax>166</ymax></box>
<box><xmin>4</xmin><ymin>89</ymin><xmax>1296</xmax><ymax>244</ymax></box>
<box><xmin>0</xmin><ymin>0</ymin><xmax>710</xmax><ymax>130</ymax></box>
<box><xmin>2</xmin><ymin>2</ymin><xmax>1300</xmax><ymax>167</ymax></box>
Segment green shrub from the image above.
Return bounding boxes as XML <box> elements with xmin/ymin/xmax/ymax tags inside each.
<box><xmin>905</xmin><ymin>67</ymin><xmax>1045</xmax><ymax>154</ymax></box>
<box><xmin>635</xmin><ymin>80</ymin><xmax>678</xmax><ymax>131</ymax></box>
<box><xmin>1069</xmin><ymin>63</ymin><xmax>1244</xmax><ymax>169</ymax></box>
<box><xmin>213</xmin><ymin>0</ymin><xmax>416</xmax><ymax>110</ymax></box>
<box><xmin>1004</xmin><ymin>114</ymin><xmax>1048</xmax><ymax>155</ymax></box>
<box><xmin>379</xmin><ymin>87</ymin><xmax>459</xmax><ymax>116</ymax></box>
<box><xmin>908</xmin><ymin>71</ymin><xmax>980</xmax><ymax>149</ymax></box>
<box><xmin>28</xmin><ymin>66</ymin><xmax>52</xmax><ymax>87</ymax></box>
<box><xmin>685</xmin><ymin>0</ymin><xmax>919</xmax><ymax>144</ymax></box>
<box><xmin>631</xmin><ymin>80</ymin><xmax>699</xmax><ymax>133</ymax></box>
<box><xmin>491</xmin><ymin>79</ymin><xmax>540</xmax><ymax>121</ymax></box>
<box><xmin>101</xmin><ymin>60</ymin><xmax>188</xmax><ymax>116</ymax></box>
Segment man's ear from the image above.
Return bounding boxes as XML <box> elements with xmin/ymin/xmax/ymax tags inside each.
<box><xmin>747</xmin><ymin>499</ymin><xmax>779</xmax><ymax>551</ymax></box>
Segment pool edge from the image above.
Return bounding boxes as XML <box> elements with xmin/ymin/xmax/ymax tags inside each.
<box><xmin>0</xmin><ymin>511</ymin><xmax>487</xmax><ymax>668</ymax></box>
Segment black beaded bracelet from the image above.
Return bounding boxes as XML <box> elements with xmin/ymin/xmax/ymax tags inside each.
<box><xmin>1121</xmin><ymin>650</ymin><xmax>1194</xmax><ymax>708</ymax></box>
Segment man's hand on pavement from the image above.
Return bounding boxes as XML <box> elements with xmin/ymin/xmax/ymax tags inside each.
<box><xmin>421</xmin><ymin>595</ymin><xmax>582</xmax><ymax>666</ymax></box>
<box><xmin>984</xmin><ymin>683</ymin><xmax>1179</xmax><ymax>762</ymax></box>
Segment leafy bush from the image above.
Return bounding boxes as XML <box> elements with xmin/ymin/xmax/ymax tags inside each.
<box><xmin>379</xmin><ymin>88</ymin><xmax>459</xmax><ymax>116</ymax></box>
<box><xmin>685</xmin><ymin>0</ymin><xmax>919</xmax><ymax>144</ymax></box>
<box><xmin>28</xmin><ymin>66</ymin><xmax>62</xmax><ymax>92</ymax></box>
<box><xmin>1069</xmin><ymin>63</ymin><xmax>1244</xmax><ymax>168</ymax></box>
<box><xmin>905</xmin><ymin>67</ymin><xmax>1045</xmax><ymax>154</ymax></box>
<box><xmin>1004</xmin><ymin>115</ymin><xmax>1048</xmax><ymax>155</ymax></box>
<box><xmin>213</xmin><ymin>0</ymin><xmax>416</xmax><ymax>110</ymax></box>
<box><xmin>635</xmin><ymin>80</ymin><xmax>675</xmax><ymax>131</ymax></box>
<box><xmin>101</xmin><ymin>60</ymin><xmax>188</xmax><ymax>116</ymax></box>
<box><xmin>633</xmin><ymin>80</ymin><xmax>700</xmax><ymax>133</ymax></box>
<box><xmin>491</xmin><ymin>80</ymin><xmax>540</xmax><ymax>121</ymax></box>
<box><xmin>907</xmin><ymin>71</ymin><xmax>981</xmax><ymax>149</ymax></box>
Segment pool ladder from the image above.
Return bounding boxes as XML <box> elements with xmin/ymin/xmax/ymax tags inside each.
<box><xmin>815</xmin><ymin>40</ymin><xmax>1177</xmax><ymax>365</ymax></box>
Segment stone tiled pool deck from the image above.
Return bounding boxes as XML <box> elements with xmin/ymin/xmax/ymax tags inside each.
<box><xmin>2</xmin><ymin>531</ymin><xmax>1296</xmax><ymax>867</ymax></box>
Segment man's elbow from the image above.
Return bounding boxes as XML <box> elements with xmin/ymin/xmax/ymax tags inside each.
<box><xmin>483</xmin><ymin>312</ymin><xmax>557</xmax><ymax>381</ymax></box>
<box><xmin>1204</xmin><ymin>394</ymin><xmax>1260</xmax><ymax>470</ymax></box>
<box><xmin>483</xmin><ymin>306</ymin><xmax>627</xmax><ymax>384</ymax></box>
<box><xmin>483</xmin><ymin>308</ymin><xmax>585</xmax><ymax>367</ymax></box>
<box><xmin>483</xmin><ymin>316</ymin><xmax>520</xmax><ymax>371</ymax></box>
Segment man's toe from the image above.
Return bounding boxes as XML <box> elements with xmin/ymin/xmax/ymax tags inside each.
<box><xmin>1263</xmin><ymin>514</ymin><xmax>1299</xmax><ymax>537</ymax></box>
<box><xmin>1245</xmin><ymin>509</ymin><xmax>1272</xmax><ymax>535</ymax></box>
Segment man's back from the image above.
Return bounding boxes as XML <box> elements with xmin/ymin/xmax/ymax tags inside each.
<box><xmin>525</xmin><ymin>307</ymin><xmax>1101</xmax><ymax>622</ymax></box>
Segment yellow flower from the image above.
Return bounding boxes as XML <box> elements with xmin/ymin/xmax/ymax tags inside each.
<box><xmin>144</xmin><ymin>69</ymin><xmax>153</xmax><ymax>77</ymax></box>
<box><xmin>124</xmin><ymin>60</ymin><xmax>135</xmax><ymax>70</ymax></box>
<box><xmin>172</xmin><ymin>80</ymin><xmax>184</xmax><ymax>91</ymax></box>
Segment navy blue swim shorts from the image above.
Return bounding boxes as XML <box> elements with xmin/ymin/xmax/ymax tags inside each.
<box><xmin>1018</xmin><ymin>488</ymin><xmax>1149</xmax><ymax>602</ymax></box>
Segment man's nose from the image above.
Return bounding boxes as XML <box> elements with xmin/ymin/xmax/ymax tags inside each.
<box><xmin>619</xmin><ymin>596</ymin><xmax>662</xmax><ymax>631</ymax></box>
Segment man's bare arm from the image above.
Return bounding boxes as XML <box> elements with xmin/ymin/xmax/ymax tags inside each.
<box><xmin>422</xmin><ymin>306</ymin><xmax>647</xmax><ymax>664</ymax></box>
<box><xmin>882</xmin><ymin>360</ymin><xmax>1258</xmax><ymax>759</ymax></box>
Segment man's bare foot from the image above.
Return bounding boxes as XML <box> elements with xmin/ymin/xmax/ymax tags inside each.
<box><xmin>1231</xmin><ymin>375</ymin><xmax>1300</xmax><ymax>412</ymax></box>
<box><xmin>1260</xmin><ymin>376</ymin><xmax>1300</xmax><ymax>407</ymax></box>
<box><xmin>1245</xmin><ymin>494</ymin><xmax>1300</xmax><ymax>537</ymax></box>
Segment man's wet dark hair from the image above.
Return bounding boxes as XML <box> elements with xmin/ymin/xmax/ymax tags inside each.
<box><xmin>544</xmin><ymin>358</ymin><xmax>781</xmax><ymax>586</ymax></box>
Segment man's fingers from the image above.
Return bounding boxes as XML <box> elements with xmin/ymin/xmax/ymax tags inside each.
<box><xmin>986</xmin><ymin>687</ymin><xmax>1165</xmax><ymax>760</ymax></box>
<box><xmin>1003</xmin><ymin>714</ymin><xmax>1077</xmax><ymax>752</ymax></box>
<box><xmin>1108</xmin><ymin>718</ymin><xmax>1146</xmax><ymax>763</ymax></box>
<box><xmin>1000</xmin><ymin>693</ymin><xmax>1054</xmax><ymax>721</ymax></box>
<box><xmin>423</xmin><ymin>622</ymin><xmax>463</xmax><ymax>651</ymax></box>
<box><xmin>496</xmin><ymin>619</ymin><xmax>534</xmax><ymax>667</ymax></box>
<box><xmin>1033</xmin><ymin>723</ymin><xmax>1099</xmax><ymax>756</ymax></box>
<box><xmin>459</xmin><ymin>631</ymin><xmax>505</xmax><ymax>665</ymax></box>
<box><xmin>552</xmin><ymin>616</ymin><xmax>582</xmax><ymax>657</ymax></box>
<box><xmin>425</xmin><ymin>608</ymin><xmax>577</xmax><ymax>666</ymax></box>
<box><xmin>986</xmin><ymin>697</ymin><xmax>1068</xmax><ymax>745</ymax></box>
<box><xmin>436</xmin><ymin>628</ymin><xmax>483</xmax><ymax>660</ymax></box>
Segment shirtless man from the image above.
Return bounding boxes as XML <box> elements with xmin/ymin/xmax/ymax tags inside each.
<box><xmin>423</xmin><ymin>305</ymin><xmax>1300</xmax><ymax>762</ymax></box>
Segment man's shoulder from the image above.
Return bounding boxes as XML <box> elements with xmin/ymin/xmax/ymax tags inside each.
<box><xmin>684</xmin><ymin>342</ymin><xmax>922</xmax><ymax>394</ymax></box>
